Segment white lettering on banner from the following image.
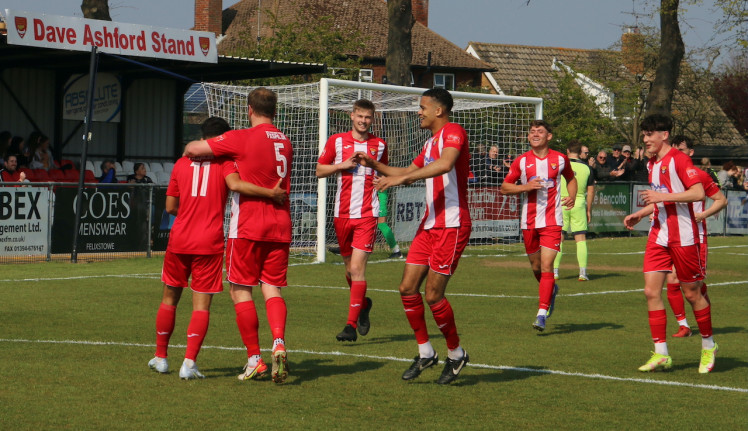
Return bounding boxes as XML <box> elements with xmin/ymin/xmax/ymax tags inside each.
<box><xmin>0</xmin><ymin>187</ymin><xmax>49</xmax><ymax>257</ymax></box>
<box><xmin>5</xmin><ymin>9</ymin><xmax>217</xmax><ymax>64</ymax></box>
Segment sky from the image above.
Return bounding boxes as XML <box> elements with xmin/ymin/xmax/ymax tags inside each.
<box><xmin>1</xmin><ymin>0</ymin><xmax>735</xmax><ymax>66</ymax></box>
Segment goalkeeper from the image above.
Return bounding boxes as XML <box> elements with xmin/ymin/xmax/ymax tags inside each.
<box><xmin>377</xmin><ymin>189</ymin><xmax>403</xmax><ymax>259</ymax></box>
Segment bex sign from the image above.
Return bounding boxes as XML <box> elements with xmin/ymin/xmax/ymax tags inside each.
<box><xmin>5</xmin><ymin>9</ymin><xmax>217</xmax><ymax>63</ymax></box>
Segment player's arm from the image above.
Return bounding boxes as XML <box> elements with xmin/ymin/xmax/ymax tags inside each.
<box><xmin>355</xmin><ymin>151</ymin><xmax>414</xmax><ymax>177</ymax></box>
<box><xmin>376</xmin><ymin>147</ymin><xmax>460</xmax><ymax>191</ymax></box>
<box><xmin>623</xmin><ymin>203</ymin><xmax>655</xmax><ymax>230</ymax></box>
<box><xmin>165</xmin><ymin>196</ymin><xmax>179</xmax><ymax>216</ymax></box>
<box><xmin>183</xmin><ymin>139</ymin><xmax>214</xmax><ymax>158</ymax></box>
<box><xmin>562</xmin><ymin>177</ymin><xmax>578</xmax><ymax>210</ymax></box>
<box><xmin>585</xmin><ymin>184</ymin><xmax>595</xmax><ymax>223</ymax></box>
<box><xmin>640</xmin><ymin>182</ymin><xmax>704</xmax><ymax>205</ymax></box>
<box><xmin>696</xmin><ymin>189</ymin><xmax>727</xmax><ymax>222</ymax></box>
<box><xmin>224</xmin><ymin>174</ymin><xmax>287</xmax><ymax>205</ymax></box>
<box><xmin>315</xmin><ymin>156</ymin><xmax>358</xmax><ymax>178</ymax></box>
<box><xmin>500</xmin><ymin>178</ymin><xmax>542</xmax><ymax>195</ymax></box>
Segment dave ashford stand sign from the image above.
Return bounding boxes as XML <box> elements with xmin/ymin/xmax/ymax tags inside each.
<box><xmin>51</xmin><ymin>187</ymin><xmax>145</xmax><ymax>254</ymax></box>
<box><xmin>4</xmin><ymin>9</ymin><xmax>217</xmax><ymax>64</ymax></box>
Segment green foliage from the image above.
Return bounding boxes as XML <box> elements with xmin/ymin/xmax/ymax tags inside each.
<box><xmin>231</xmin><ymin>12</ymin><xmax>369</xmax><ymax>85</ymax></box>
<box><xmin>521</xmin><ymin>73</ymin><xmax>621</xmax><ymax>153</ymax></box>
<box><xmin>1</xmin><ymin>237</ymin><xmax>747</xmax><ymax>429</ymax></box>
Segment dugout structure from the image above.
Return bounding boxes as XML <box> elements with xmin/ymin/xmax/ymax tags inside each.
<box><xmin>201</xmin><ymin>78</ymin><xmax>543</xmax><ymax>263</ymax></box>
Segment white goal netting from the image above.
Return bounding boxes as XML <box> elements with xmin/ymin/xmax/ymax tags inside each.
<box><xmin>198</xmin><ymin>79</ymin><xmax>542</xmax><ymax>263</ymax></box>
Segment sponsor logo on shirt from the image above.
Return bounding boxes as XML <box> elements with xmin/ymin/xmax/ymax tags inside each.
<box><xmin>527</xmin><ymin>164</ymin><xmax>534</xmax><ymax>168</ymax></box>
<box><xmin>686</xmin><ymin>167</ymin><xmax>699</xmax><ymax>178</ymax></box>
<box><xmin>344</xmin><ymin>145</ymin><xmax>352</xmax><ymax>149</ymax></box>
<box><xmin>424</xmin><ymin>156</ymin><xmax>435</xmax><ymax>166</ymax></box>
<box><xmin>444</xmin><ymin>133</ymin><xmax>461</xmax><ymax>145</ymax></box>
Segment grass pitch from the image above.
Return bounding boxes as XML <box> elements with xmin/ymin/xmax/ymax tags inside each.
<box><xmin>0</xmin><ymin>236</ymin><xmax>746</xmax><ymax>430</ymax></box>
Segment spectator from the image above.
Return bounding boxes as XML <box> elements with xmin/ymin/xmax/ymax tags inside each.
<box><xmin>0</xmin><ymin>154</ymin><xmax>27</xmax><ymax>183</ymax></box>
<box><xmin>127</xmin><ymin>163</ymin><xmax>154</xmax><ymax>184</ymax></box>
<box><xmin>717</xmin><ymin>161</ymin><xmax>740</xmax><ymax>190</ymax></box>
<box><xmin>99</xmin><ymin>160</ymin><xmax>117</xmax><ymax>183</ymax></box>
<box><xmin>632</xmin><ymin>146</ymin><xmax>649</xmax><ymax>182</ymax></box>
<box><xmin>8</xmin><ymin>136</ymin><xmax>28</xmax><ymax>168</ymax></box>
<box><xmin>469</xmin><ymin>143</ymin><xmax>487</xmax><ymax>181</ymax></box>
<box><xmin>592</xmin><ymin>151</ymin><xmax>612</xmax><ymax>182</ymax></box>
<box><xmin>580</xmin><ymin>145</ymin><xmax>590</xmax><ymax>163</ymax></box>
<box><xmin>606</xmin><ymin>143</ymin><xmax>626</xmax><ymax>170</ymax></box>
<box><xmin>613</xmin><ymin>144</ymin><xmax>640</xmax><ymax>181</ymax></box>
<box><xmin>700</xmin><ymin>157</ymin><xmax>712</xmax><ymax>170</ymax></box>
<box><xmin>483</xmin><ymin>145</ymin><xmax>506</xmax><ymax>185</ymax></box>
<box><xmin>28</xmin><ymin>134</ymin><xmax>52</xmax><ymax>171</ymax></box>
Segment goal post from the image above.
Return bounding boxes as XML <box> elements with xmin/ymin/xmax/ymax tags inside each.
<box><xmin>198</xmin><ymin>79</ymin><xmax>543</xmax><ymax>264</ymax></box>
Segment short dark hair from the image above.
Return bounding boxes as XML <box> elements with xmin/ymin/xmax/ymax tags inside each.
<box><xmin>353</xmin><ymin>99</ymin><xmax>376</xmax><ymax>113</ymax></box>
<box><xmin>566</xmin><ymin>139</ymin><xmax>582</xmax><ymax>154</ymax></box>
<box><xmin>640</xmin><ymin>114</ymin><xmax>673</xmax><ymax>133</ymax></box>
<box><xmin>670</xmin><ymin>134</ymin><xmax>693</xmax><ymax>149</ymax></box>
<box><xmin>201</xmin><ymin>117</ymin><xmax>231</xmax><ymax>139</ymax></box>
<box><xmin>422</xmin><ymin>88</ymin><xmax>453</xmax><ymax>113</ymax></box>
<box><xmin>529</xmin><ymin>119</ymin><xmax>552</xmax><ymax>133</ymax></box>
<box><xmin>133</xmin><ymin>163</ymin><xmax>144</xmax><ymax>173</ymax></box>
<box><xmin>248</xmin><ymin>87</ymin><xmax>277</xmax><ymax>118</ymax></box>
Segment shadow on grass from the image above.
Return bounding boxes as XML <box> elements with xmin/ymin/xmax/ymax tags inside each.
<box><xmin>537</xmin><ymin>321</ymin><xmax>624</xmax><ymax>336</ymax></box>
<box><xmin>669</xmin><ymin>355</ymin><xmax>748</xmax><ymax>373</ymax></box>
<box><xmin>206</xmin><ymin>358</ymin><xmax>385</xmax><ymax>384</ymax></box>
<box><xmin>347</xmin><ymin>334</ymin><xmax>418</xmax><ymax>345</ymax></box>
<box><xmin>712</xmin><ymin>326</ymin><xmax>747</xmax><ymax>335</ymax></box>
<box><xmin>556</xmin><ymin>273</ymin><xmax>623</xmax><ymax>282</ymax></box>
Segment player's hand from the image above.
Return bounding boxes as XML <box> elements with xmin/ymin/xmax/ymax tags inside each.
<box><xmin>375</xmin><ymin>175</ymin><xmax>404</xmax><ymax>191</ymax></box>
<box><xmin>639</xmin><ymin>189</ymin><xmax>663</xmax><ymax>205</ymax></box>
<box><xmin>526</xmin><ymin>177</ymin><xmax>543</xmax><ymax>191</ymax></box>
<box><xmin>338</xmin><ymin>156</ymin><xmax>358</xmax><ymax>171</ymax></box>
<box><xmin>561</xmin><ymin>196</ymin><xmax>574</xmax><ymax>210</ymax></box>
<box><xmin>354</xmin><ymin>151</ymin><xmax>373</xmax><ymax>167</ymax></box>
<box><xmin>623</xmin><ymin>214</ymin><xmax>640</xmax><ymax>230</ymax></box>
<box><xmin>269</xmin><ymin>178</ymin><xmax>288</xmax><ymax>205</ymax></box>
<box><xmin>694</xmin><ymin>212</ymin><xmax>706</xmax><ymax>223</ymax></box>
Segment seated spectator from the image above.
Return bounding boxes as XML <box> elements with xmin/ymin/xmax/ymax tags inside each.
<box><xmin>717</xmin><ymin>161</ymin><xmax>740</xmax><ymax>190</ymax></box>
<box><xmin>0</xmin><ymin>154</ymin><xmax>27</xmax><ymax>183</ymax></box>
<box><xmin>482</xmin><ymin>145</ymin><xmax>506</xmax><ymax>185</ymax></box>
<box><xmin>28</xmin><ymin>134</ymin><xmax>52</xmax><ymax>171</ymax></box>
<box><xmin>99</xmin><ymin>160</ymin><xmax>117</xmax><ymax>183</ymax></box>
<box><xmin>8</xmin><ymin>136</ymin><xmax>28</xmax><ymax>168</ymax></box>
<box><xmin>127</xmin><ymin>163</ymin><xmax>154</xmax><ymax>184</ymax></box>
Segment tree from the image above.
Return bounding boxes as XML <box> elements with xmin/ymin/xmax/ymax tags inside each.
<box><xmin>644</xmin><ymin>0</ymin><xmax>684</xmax><ymax>116</ymax></box>
<box><xmin>713</xmin><ymin>61</ymin><xmax>748</xmax><ymax>137</ymax></box>
<box><xmin>386</xmin><ymin>0</ymin><xmax>415</xmax><ymax>86</ymax></box>
<box><xmin>81</xmin><ymin>0</ymin><xmax>111</xmax><ymax>20</ymax></box>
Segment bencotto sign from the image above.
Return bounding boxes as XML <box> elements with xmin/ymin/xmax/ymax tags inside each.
<box><xmin>4</xmin><ymin>9</ymin><xmax>217</xmax><ymax>63</ymax></box>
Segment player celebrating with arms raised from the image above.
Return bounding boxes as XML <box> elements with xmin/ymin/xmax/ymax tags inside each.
<box><xmin>185</xmin><ymin>88</ymin><xmax>293</xmax><ymax>384</ymax></box>
<box><xmin>356</xmin><ymin>88</ymin><xmax>470</xmax><ymax>385</ymax></box>
<box><xmin>624</xmin><ymin>116</ymin><xmax>716</xmax><ymax>373</ymax></box>
<box><xmin>316</xmin><ymin>99</ymin><xmax>385</xmax><ymax>342</ymax></box>
<box><xmin>500</xmin><ymin>120</ymin><xmax>576</xmax><ymax>332</ymax></box>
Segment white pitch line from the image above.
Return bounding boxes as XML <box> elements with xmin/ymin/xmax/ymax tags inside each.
<box><xmin>1</xmin><ymin>337</ymin><xmax>744</xmax><ymax>393</ymax></box>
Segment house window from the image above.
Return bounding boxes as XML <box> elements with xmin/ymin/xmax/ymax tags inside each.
<box><xmin>329</xmin><ymin>67</ymin><xmax>374</xmax><ymax>83</ymax></box>
<box><xmin>434</xmin><ymin>73</ymin><xmax>455</xmax><ymax>90</ymax></box>
<box><xmin>358</xmin><ymin>69</ymin><xmax>373</xmax><ymax>83</ymax></box>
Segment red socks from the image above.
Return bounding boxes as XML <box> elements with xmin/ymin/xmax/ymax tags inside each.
<box><xmin>648</xmin><ymin>309</ymin><xmax>667</xmax><ymax>343</ymax></box>
<box><xmin>538</xmin><ymin>272</ymin><xmax>555</xmax><ymax>310</ymax></box>
<box><xmin>666</xmin><ymin>283</ymin><xmax>686</xmax><ymax>321</ymax></box>
<box><xmin>234</xmin><ymin>301</ymin><xmax>260</xmax><ymax>358</ymax></box>
<box><xmin>155</xmin><ymin>303</ymin><xmax>176</xmax><ymax>358</ymax></box>
<box><xmin>265</xmin><ymin>297</ymin><xmax>287</xmax><ymax>341</ymax></box>
<box><xmin>184</xmin><ymin>310</ymin><xmax>210</xmax><ymax>361</ymax></box>
<box><xmin>402</xmin><ymin>294</ymin><xmax>429</xmax><ymax>344</ymax></box>
<box><xmin>347</xmin><ymin>281</ymin><xmax>367</xmax><ymax>327</ymax></box>
<box><xmin>694</xmin><ymin>305</ymin><xmax>713</xmax><ymax>338</ymax></box>
<box><xmin>430</xmin><ymin>298</ymin><xmax>460</xmax><ymax>350</ymax></box>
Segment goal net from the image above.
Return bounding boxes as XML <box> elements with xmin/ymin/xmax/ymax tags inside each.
<box><xmin>199</xmin><ymin>78</ymin><xmax>542</xmax><ymax>263</ymax></box>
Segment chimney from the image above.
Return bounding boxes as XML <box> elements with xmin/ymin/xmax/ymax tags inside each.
<box><xmin>194</xmin><ymin>0</ymin><xmax>222</xmax><ymax>37</ymax></box>
<box><xmin>621</xmin><ymin>27</ymin><xmax>644</xmax><ymax>76</ymax></box>
<box><xmin>412</xmin><ymin>0</ymin><xmax>428</xmax><ymax>27</ymax></box>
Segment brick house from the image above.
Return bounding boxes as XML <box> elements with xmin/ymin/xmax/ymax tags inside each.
<box><xmin>194</xmin><ymin>0</ymin><xmax>495</xmax><ymax>90</ymax></box>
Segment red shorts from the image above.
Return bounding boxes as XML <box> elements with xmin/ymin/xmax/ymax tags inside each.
<box><xmin>334</xmin><ymin>216</ymin><xmax>377</xmax><ymax>256</ymax></box>
<box><xmin>643</xmin><ymin>240</ymin><xmax>704</xmax><ymax>283</ymax></box>
<box><xmin>405</xmin><ymin>225</ymin><xmax>471</xmax><ymax>275</ymax></box>
<box><xmin>161</xmin><ymin>250</ymin><xmax>224</xmax><ymax>294</ymax></box>
<box><xmin>522</xmin><ymin>226</ymin><xmax>563</xmax><ymax>255</ymax></box>
<box><xmin>225</xmin><ymin>238</ymin><xmax>289</xmax><ymax>287</ymax></box>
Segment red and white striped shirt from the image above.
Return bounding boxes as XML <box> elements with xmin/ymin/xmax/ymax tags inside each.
<box><xmin>504</xmin><ymin>149</ymin><xmax>574</xmax><ymax>229</ymax></box>
<box><xmin>318</xmin><ymin>131</ymin><xmax>387</xmax><ymax>218</ymax></box>
<box><xmin>412</xmin><ymin>122</ymin><xmax>471</xmax><ymax>229</ymax></box>
<box><xmin>647</xmin><ymin>148</ymin><xmax>702</xmax><ymax>247</ymax></box>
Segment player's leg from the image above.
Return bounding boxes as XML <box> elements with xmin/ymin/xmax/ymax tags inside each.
<box><xmin>378</xmin><ymin>190</ymin><xmax>402</xmax><ymax>258</ymax></box>
<box><xmin>400</xmin><ymin>263</ymin><xmax>436</xmax><ymax>380</ymax></box>
<box><xmin>180</xmin><ymin>253</ymin><xmax>223</xmax><ymax>380</ymax></box>
<box><xmin>553</xmin><ymin>208</ymin><xmax>572</xmax><ymax>280</ymax></box>
<box><xmin>574</xmin><ymin>233</ymin><xmax>588</xmax><ymax>281</ymax></box>
<box><xmin>666</xmin><ymin>269</ymin><xmax>691</xmax><ymax>337</ymax></box>
<box><xmin>150</xmin><ymin>251</ymin><xmax>187</xmax><ymax>373</ymax></box>
<box><xmin>533</xmin><ymin>227</ymin><xmax>561</xmax><ymax>331</ymax></box>
<box><xmin>673</xmin><ymin>245</ymin><xmax>716</xmax><ymax>373</ymax></box>
<box><xmin>258</xmin><ymin>241</ymin><xmax>291</xmax><ymax>383</ymax></box>
<box><xmin>569</xmin><ymin>204</ymin><xmax>589</xmax><ymax>281</ymax></box>
<box><xmin>638</xmin><ymin>241</ymin><xmax>673</xmax><ymax>371</ymax></box>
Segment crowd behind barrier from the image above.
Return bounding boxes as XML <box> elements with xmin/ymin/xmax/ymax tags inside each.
<box><xmin>0</xmin><ymin>181</ymin><xmax>745</xmax><ymax>263</ymax></box>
